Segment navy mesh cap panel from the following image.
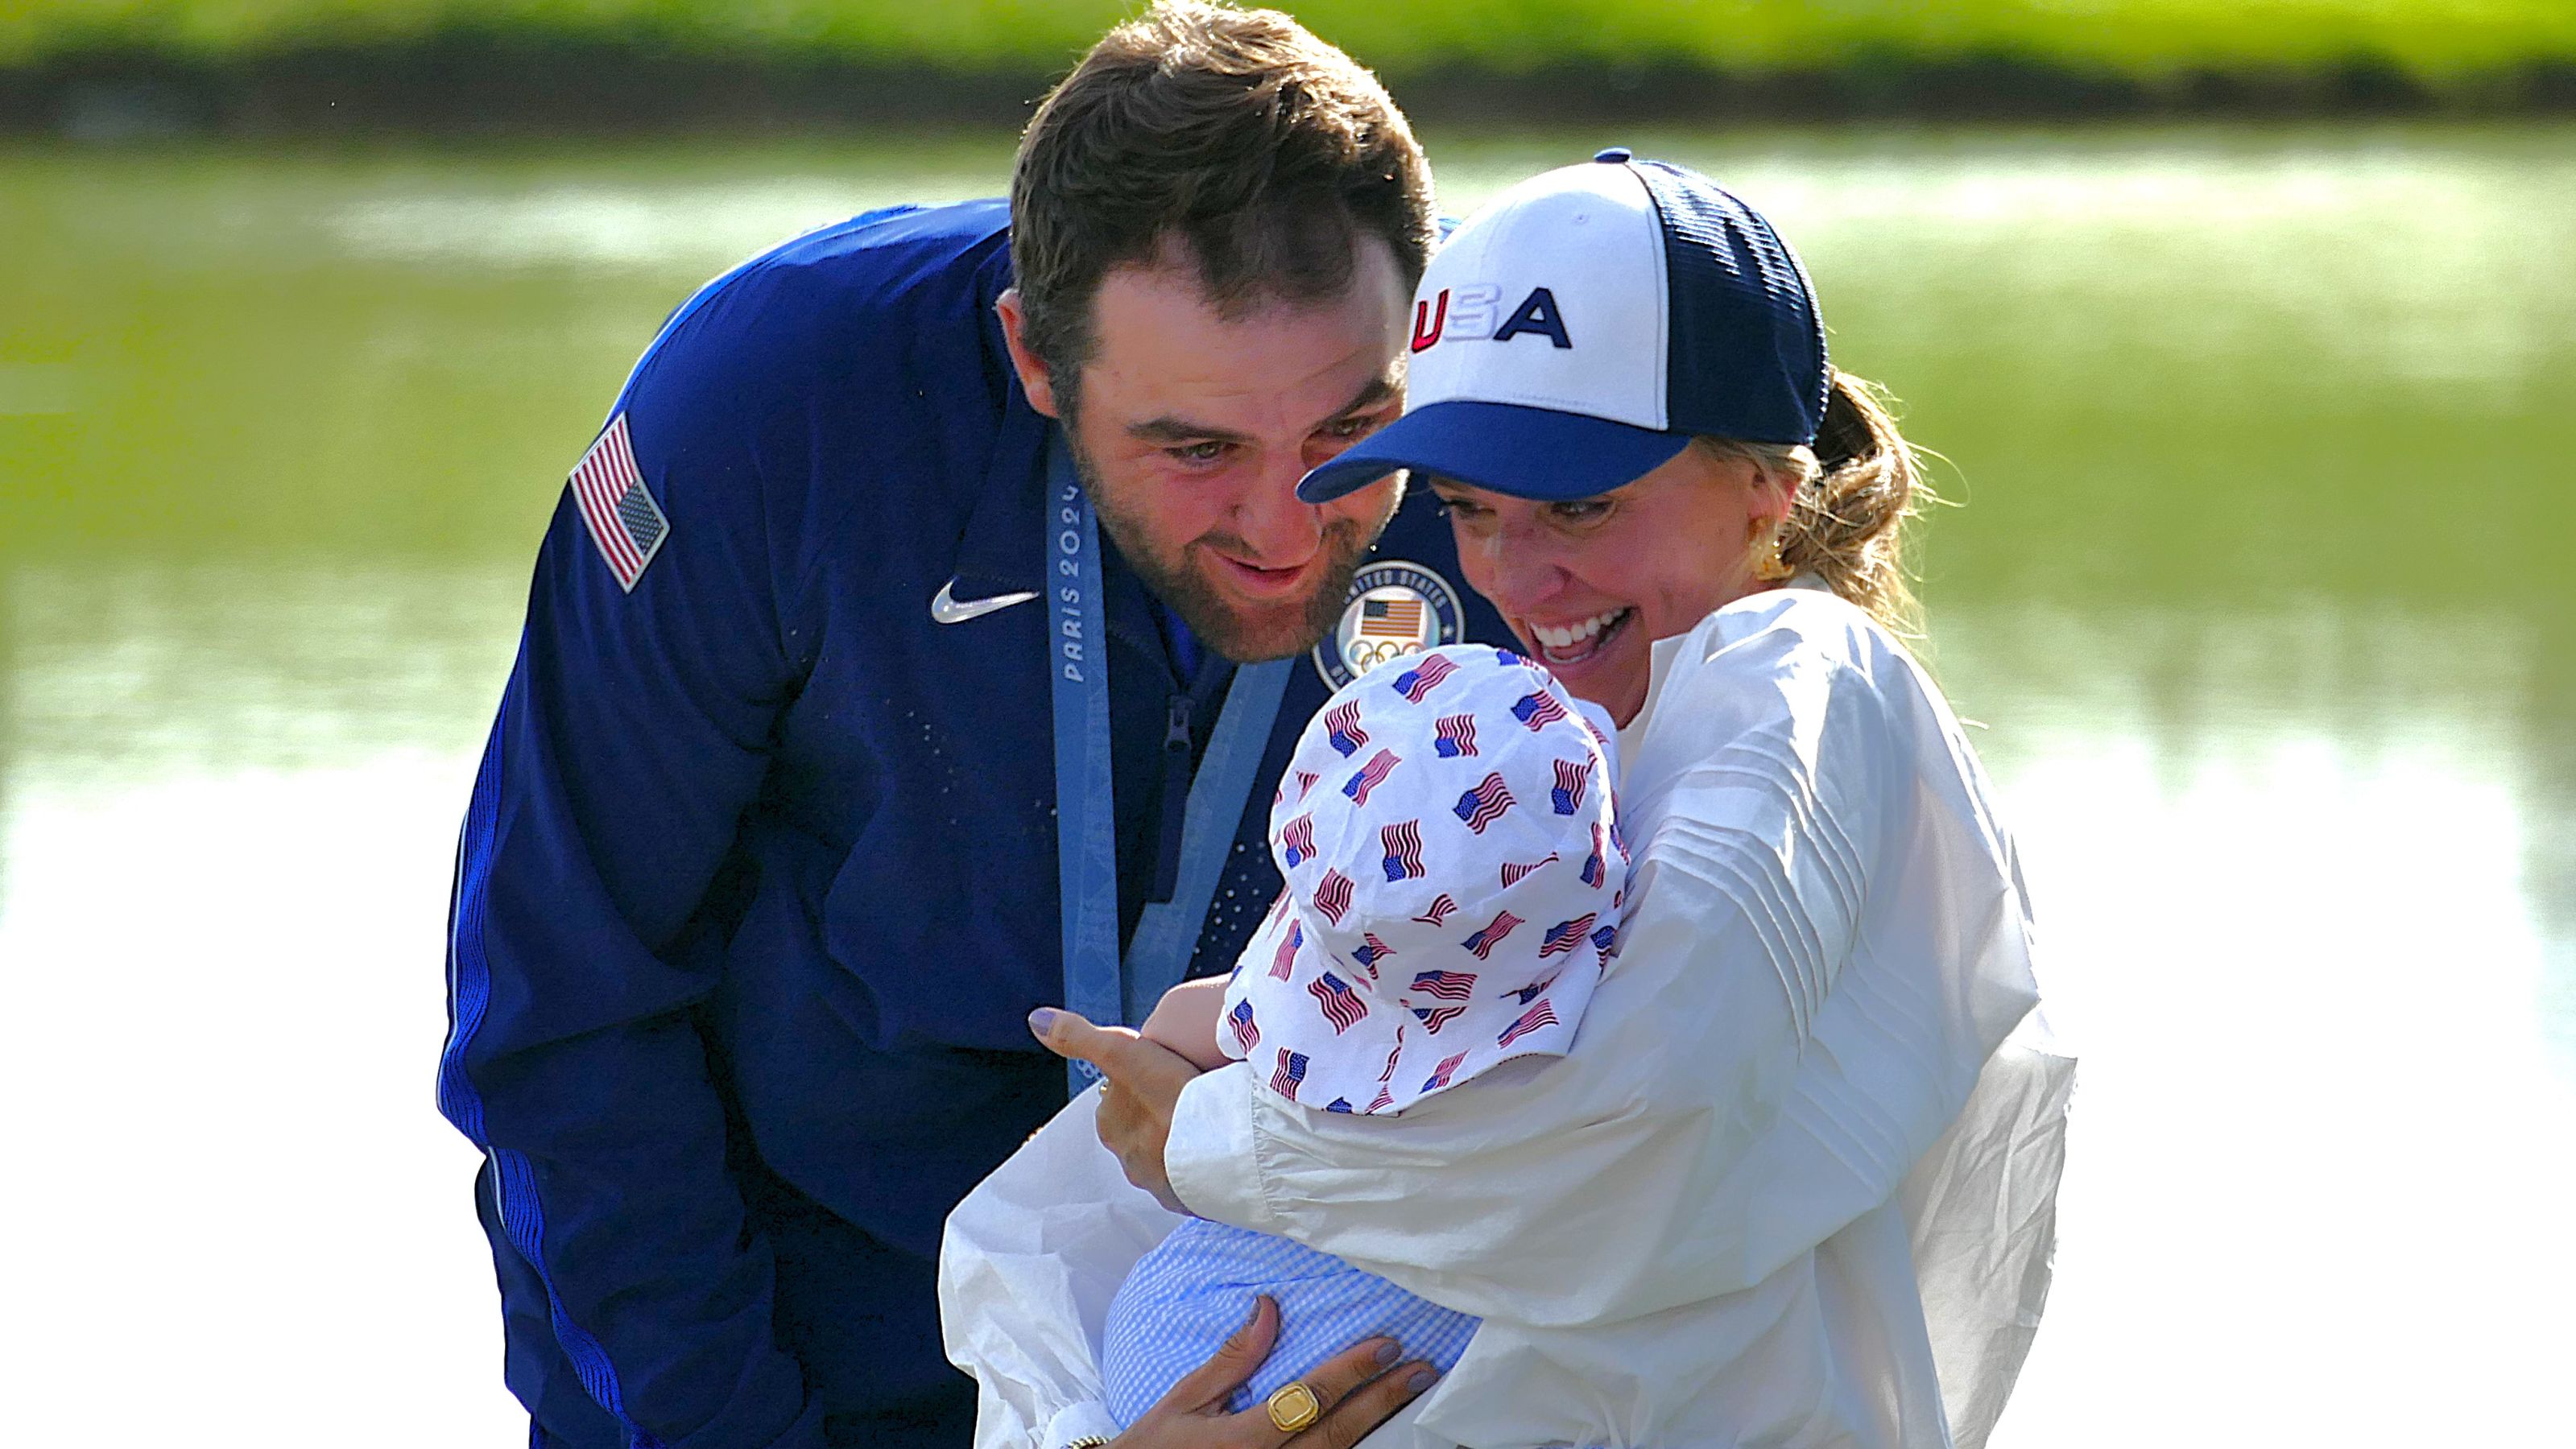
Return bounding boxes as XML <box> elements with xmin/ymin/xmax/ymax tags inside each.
<box><xmin>1629</xmin><ymin>159</ymin><xmax>1830</xmax><ymax>446</ymax></box>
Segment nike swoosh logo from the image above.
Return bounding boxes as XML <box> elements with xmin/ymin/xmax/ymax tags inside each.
<box><xmin>930</xmin><ymin>579</ymin><xmax>1040</xmax><ymax>625</ymax></box>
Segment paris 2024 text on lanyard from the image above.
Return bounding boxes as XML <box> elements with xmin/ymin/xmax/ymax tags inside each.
<box><xmin>1046</xmin><ymin>435</ymin><xmax>1293</xmax><ymax>1096</ymax></box>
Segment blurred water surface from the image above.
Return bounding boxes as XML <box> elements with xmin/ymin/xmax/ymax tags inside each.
<box><xmin>2</xmin><ymin>126</ymin><xmax>2572</xmax><ymax>1444</ymax></box>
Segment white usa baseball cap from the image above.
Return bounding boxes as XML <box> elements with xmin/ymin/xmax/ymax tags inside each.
<box><xmin>1300</xmin><ymin>150</ymin><xmax>1829</xmax><ymax>503</ymax></box>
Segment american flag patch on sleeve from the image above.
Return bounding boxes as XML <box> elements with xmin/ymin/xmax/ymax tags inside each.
<box><xmin>568</xmin><ymin>413</ymin><xmax>670</xmax><ymax>592</ymax></box>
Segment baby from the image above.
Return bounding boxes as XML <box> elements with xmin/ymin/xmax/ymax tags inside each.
<box><xmin>1102</xmin><ymin>644</ymin><xmax>1629</xmax><ymax>1427</ymax></box>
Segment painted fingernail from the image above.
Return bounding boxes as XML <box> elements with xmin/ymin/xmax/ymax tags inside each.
<box><xmin>1408</xmin><ymin>1368</ymin><xmax>1438</xmax><ymax>1393</ymax></box>
<box><xmin>1027</xmin><ymin>1007</ymin><xmax>1059</xmax><ymax>1036</ymax></box>
<box><xmin>1374</xmin><ymin>1340</ymin><xmax>1402</xmax><ymax>1366</ymax></box>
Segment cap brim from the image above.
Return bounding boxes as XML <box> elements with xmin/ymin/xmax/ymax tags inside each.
<box><xmin>1298</xmin><ymin>400</ymin><xmax>1693</xmax><ymax>504</ymax></box>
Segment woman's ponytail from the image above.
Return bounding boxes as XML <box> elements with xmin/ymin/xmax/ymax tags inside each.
<box><xmin>1779</xmin><ymin>369</ymin><xmax>1927</xmax><ymax>638</ymax></box>
<box><xmin>1698</xmin><ymin>372</ymin><xmax>1934</xmax><ymax>634</ymax></box>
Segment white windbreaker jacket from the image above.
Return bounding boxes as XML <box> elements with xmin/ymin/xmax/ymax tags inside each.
<box><xmin>941</xmin><ymin>585</ymin><xmax>2074</xmax><ymax>1449</ymax></box>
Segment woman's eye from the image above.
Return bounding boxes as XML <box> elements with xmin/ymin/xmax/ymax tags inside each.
<box><xmin>1549</xmin><ymin>500</ymin><xmax>1612</xmax><ymax>525</ymax></box>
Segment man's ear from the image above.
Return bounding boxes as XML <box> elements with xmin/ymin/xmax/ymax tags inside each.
<box><xmin>994</xmin><ymin>288</ymin><xmax>1061</xmax><ymax>419</ymax></box>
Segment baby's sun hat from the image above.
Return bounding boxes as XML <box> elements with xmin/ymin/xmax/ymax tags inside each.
<box><xmin>1222</xmin><ymin>645</ymin><xmax>1628</xmax><ymax>1114</ymax></box>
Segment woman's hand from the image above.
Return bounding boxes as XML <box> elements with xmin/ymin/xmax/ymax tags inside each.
<box><xmin>1029</xmin><ymin>1006</ymin><xmax>1197</xmax><ymax>1212</ymax></box>
<box><xmin>1112</xmin><ymin>1296</ymin><xmax>1438</xmax><ymax>1448</ymax></box>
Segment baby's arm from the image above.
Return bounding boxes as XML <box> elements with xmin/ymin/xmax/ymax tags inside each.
<box><xmin>1140</xmin><ymin>976</ymin><xmax>1232</xmax><ymax>1071</ymax></box>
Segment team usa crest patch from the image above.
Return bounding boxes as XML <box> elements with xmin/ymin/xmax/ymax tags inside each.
<box><xmin>1312</xmin><ymin>559</ymin><xmax>1465</xmax><ymax>689</ymax></box>
<box><xmin>569</xmin><ymin>412</ymin><xmax>671</xmax><ymax>592</ymax></box>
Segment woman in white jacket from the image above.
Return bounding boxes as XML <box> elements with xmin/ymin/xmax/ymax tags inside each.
<box><xmin>945</xmin><ymin>153</ymin><xmax>2072</xmax><ymax>1449</ymax></box>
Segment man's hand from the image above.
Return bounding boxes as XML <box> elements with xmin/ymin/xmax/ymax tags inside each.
<box><xmin>1110</xmin><ymin>1296</ymin><xmax>1439</xmax><ymax>1449</ymax></box>
<box><xmin>1029</xmin><ymin>1005</ymin><xmax>1201</xmax><ymax>1212</ymax></box>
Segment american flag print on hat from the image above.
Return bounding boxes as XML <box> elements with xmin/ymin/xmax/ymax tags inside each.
<box><xmin>1392</xmin><ymin>652</ymin><xmax>1459</xmax><ymax>702</ymax></box>
<box><xmin>1410</xmin><ymin>968</ymin><xmax>1475</xmax><ymax>1001</ymax></box>
<box><xmin>1323</xmin><ymin>701</ymin><xmax>1369</xmax><ymax>757</ymax></box>
<box><xmin>1461</xmin><ymin>910</ymin><xmax>1524</xmax><ymax>960</ymax></box>
<box><xmin>1367</xmin><ymin>1032</ymin><xmax>1404</xmax><ymax>1113</ymax></box>
<box><xmin>1511</xmin><ymin>691</ymin><xmax>1568</xmax><ymax>730</ymax></box>
<box><xmin>1281</xmin><ymin>815</ymin><xmax>1317</xmax><ymax>868</ymax></box>
<box><xmin>1216</xmin><ymin>644</ymin><xmax>1628</xmax><ymax>1114</ymax></box>
<box><xmin>1497</xmin><ymin>999</ymin><xmax>1559</xmax><ymax>1049</ymax></box>
<box><xmin>1540</xmin><ymin>912</ymin><xmax>1598</xmax><ymax>959</ymax></box>
<box><xmin>569</xmin><ymin>414</ymin><xmax>671</xmax><ymax>592</ymax></box>
<box><xmin>1343</xmin><ymin>749</ymin><xmax>1400</xmax><ymax>806</ymax></box>
<box><xmin>1268</xmin><ymin>919</ymin><xmax>1303</xmax><ymax>980</ymax></box>
<box><xmin>1309</xmin><ymin>972</ymin><xmax>1368</xmax><ymax>1033</ymax></box>
<box><xmin>1313</xmin><ymin>869</ymin><xmax>1355</xmax><ymax>926</ymax></box>
<box><xmin>1433</xmin><ymin>713</ymin><xmax>1478</xmax><ymax>758</ymax></box>
<box><xmin>1272</xmin><ymin>1049</ymin><xmax>1309</xmax><ymax>1100</ymax></box>
<box><xmin>1422</xmin><ymin>1052</ymin><xmax>1468</xmax><ymax>1092</ymax></box>
<box><xmin>1380</xmin><ymin>820</ymin><xmax>1426</xmax><ymax>881</ymax></box>
<box><xmin>1352</xmin><ymin>932</ymin><xmax>1396</xmax><ymax>977</ymax></box>
<box><xmin>1551</xmin><ymin>758</ymin><xmax>1593</xmax><ymax>815</ymax></box>
<box><xmin>1454</xmin><ymin>772</ymin><xmax>1516</xmax><ymax>833</ymax></box>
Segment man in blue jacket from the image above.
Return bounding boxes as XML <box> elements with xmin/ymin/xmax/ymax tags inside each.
<box><xmin>438</xmin><ymin>6</ymin><xmax>1512</xmax><ymax>1445</ymax></box>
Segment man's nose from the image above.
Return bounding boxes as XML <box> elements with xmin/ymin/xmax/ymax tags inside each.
<box><xmin>1229</xmin><ymin>451</ymin><xmax>1325</xmax><ymax>564</ymax></box>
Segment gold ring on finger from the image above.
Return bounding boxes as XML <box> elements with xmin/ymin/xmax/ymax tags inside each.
<box><xmin>1265</xmin><ymin>1379</ymin><xmax>1322</xmax><ymax>1434</ymax></box>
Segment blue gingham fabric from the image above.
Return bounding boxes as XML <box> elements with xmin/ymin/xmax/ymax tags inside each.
<box><xmin>1102</xmin><ymin>1216</ymin><xmax>1482</xmax><ymax>1426</ymax></box>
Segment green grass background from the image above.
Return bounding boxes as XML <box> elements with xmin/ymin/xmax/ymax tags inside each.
<box><xmin>10</xmin><ymin>2</ymin><xmax>2576</xmax><ymax>83</ymax></box>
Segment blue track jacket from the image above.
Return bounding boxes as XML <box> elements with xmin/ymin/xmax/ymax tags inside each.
<box><xmin>438</xmin><ymin>199</ymin><xmax>1513</xmax><ymax>1448</ymax></box>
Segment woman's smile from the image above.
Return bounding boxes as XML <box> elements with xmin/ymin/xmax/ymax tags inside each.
<box><xmin>1525</xmin><ymin>606</ymin><xmax>1634</xmax><ymax>664</ymax></box>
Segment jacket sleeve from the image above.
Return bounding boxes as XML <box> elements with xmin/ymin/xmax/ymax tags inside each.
<box><xmin>1165</xmin><ymin>607</ymin><xmax>2036</xmax><ymax>1331</ymax></box>
<box><xmin>438</xmin><ymin>291</ymin><xmax>824</xmax><ymax>1447</ymax></box>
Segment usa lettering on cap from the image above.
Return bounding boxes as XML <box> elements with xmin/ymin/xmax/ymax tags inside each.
<box><xmin>1408</xmin><ymin>283</ymin><xmax>1573</xmax><ymax>353</ymax></box>
<box><xmin>1300</xmin><ymin>153</ymin><xmax>1829</xmax><ymax>505</ymax></box>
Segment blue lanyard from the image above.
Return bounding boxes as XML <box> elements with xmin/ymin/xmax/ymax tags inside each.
<box><xmin>1046</xmin><ymin>436</ymin><xmax>1292</xmax><ymax>1092</ymax></box>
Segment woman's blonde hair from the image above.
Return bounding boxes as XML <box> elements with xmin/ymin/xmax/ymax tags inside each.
<box><xmin>1698</xmin><ymin>369</ymin><xmax>1929</xmax><ymax>638</ymax></box>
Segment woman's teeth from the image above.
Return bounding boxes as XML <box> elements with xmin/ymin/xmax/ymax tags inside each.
<box><xmin>1530</xmin><ymin>609</ymin><xmax>1631</xmax><ymax>663</ymax></box>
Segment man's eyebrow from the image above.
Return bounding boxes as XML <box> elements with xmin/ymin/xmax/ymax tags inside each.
<box><xmin>1123</xmin><ymin>376</ymin><xmax>1400</xmax><ymax>447</ymax></box>
<box><xmin>1333</xmin><ymin>374</ymin><xmax>1399</xmax><ymax>419</ymax></box>
<box><xmin>1127</xmin><ymin>415</ymin><xmax>1254</xmax><ymax>445</ymax></box>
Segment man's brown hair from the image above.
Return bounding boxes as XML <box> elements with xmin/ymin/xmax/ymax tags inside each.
<box><xmin>1009</xmin><ymin>1</ymin><xmax>1436</xmax><ymax>400</ymax></box>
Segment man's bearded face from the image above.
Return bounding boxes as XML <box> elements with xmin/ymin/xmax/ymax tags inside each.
<box><xmin>1068</xmin><ymin>427</ymin><xmax>1392</xmax><ymax>663</ymax></box>
<box><xmin>1022</xmin><ymin>236</ymin><xmax>1412</xmax><ymax>663</ymax></box>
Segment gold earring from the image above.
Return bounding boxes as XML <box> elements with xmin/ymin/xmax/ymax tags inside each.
<box><xmin>1753</xmin><ymin>524</ymin><xmax>1794</xmax><ymax>583</ymax></box>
